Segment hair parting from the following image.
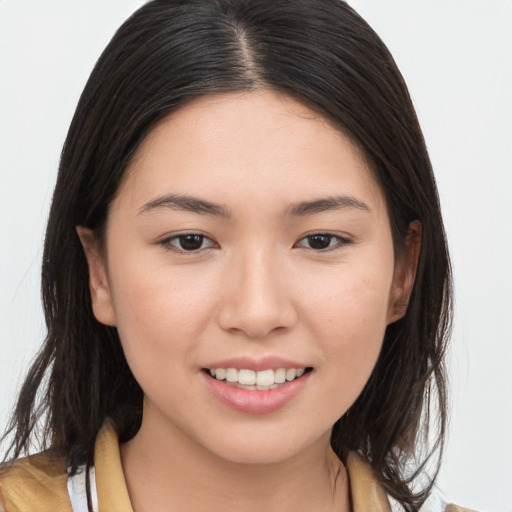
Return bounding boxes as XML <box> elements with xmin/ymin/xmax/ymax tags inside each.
<box><xmin>2</xmin><ymin>2</ymin><xmax>452</xmax><ymax>510</ymax></box>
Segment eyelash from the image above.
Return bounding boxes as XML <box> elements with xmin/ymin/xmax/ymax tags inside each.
<box><xmin>294</xmin><ymin>233</ymin><xmax>351</xmax><ymax>251</ymax></box>
<box><xmin>159</xmin><ymin>232</ymin><xmax>351</xmax><ymax>254</ymax></box>
<box><xmin>159</xmin><ymin>233</ymin><xmax>217</xmax><ymax>254</ymax></box>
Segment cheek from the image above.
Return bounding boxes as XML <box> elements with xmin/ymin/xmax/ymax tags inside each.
<box><xmin>106</xmin><ymin>253</ymin><xmax>218</xmax><ymax>370</ymax></box>
<box><xmin>302</xmin><ymin>264</ymin><xmax>392</xmax><ymax>341</ymax></box>
<box><xmin>298</xmin><ymin>263</ymin><xmax>393</xmax><ymax>406</ymax></box>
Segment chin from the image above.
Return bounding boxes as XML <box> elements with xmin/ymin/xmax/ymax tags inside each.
<box><xmin>200</xmin><ymin>427</ymin><xmax>328</xmax><ymax>466</ymax></box>
<box><xmin>211</xmin><ymin>443</ymin><xmax>299</xmax><ymax>466</ymax></box>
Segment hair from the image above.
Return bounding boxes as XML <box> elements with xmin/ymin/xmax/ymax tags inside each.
<box><xmin>2</xmin><ymin>1</ymin><xmax>452</xmax><ymax>510</ymax></box>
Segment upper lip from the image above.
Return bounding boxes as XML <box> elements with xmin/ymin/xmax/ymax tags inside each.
<box><xmin>203</xmin><ymin>356</ymin><xmax>310</xmax><ymax>372</ymax></box>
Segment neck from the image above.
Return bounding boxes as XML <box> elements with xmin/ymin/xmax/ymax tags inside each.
<box><xmin>120</xmin><ymin>412</ymin><xmax>350</xmax><ymax>512</ymax></box>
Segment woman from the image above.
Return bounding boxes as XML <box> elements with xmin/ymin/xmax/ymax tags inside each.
<box><xmin>0</xmin><ymin>0</ymin><xmax>468</xmax><ymax>510</ymax></box>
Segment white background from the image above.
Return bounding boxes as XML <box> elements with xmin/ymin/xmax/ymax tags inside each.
<box><xmin>0</xmin><ymin>1</ymin><xmax>510</xmax><ymax>510</ymax></box>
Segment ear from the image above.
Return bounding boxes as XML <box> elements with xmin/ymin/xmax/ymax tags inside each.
<box><xmin>76</xmin><ymin>226</ymin><xmax>117</xmax><ymax>326</ymax></box>
<box><xmin>387</xmin><ymin>221</ymin><xmax>422</xmax><ymax>324</ymax></box>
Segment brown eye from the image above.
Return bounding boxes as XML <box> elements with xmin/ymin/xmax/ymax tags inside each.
<box><xmin>295</xmin><ymin>233</ymin><xmax>349</xmax><ymax>251</ymax></box>
<box><xmin>162</xmin><ymin>233</ymin><xmax>215</xmax><ymax>253</ymax></box>
<box><xmin>306</xmin><ymin>235</ymin><xmax>334</xmax><ymax>250</ymax></box>
<box><xmin>178</xmin><ymin>234</ymin><xmax>205</xmax><ymax>251</ymax></box>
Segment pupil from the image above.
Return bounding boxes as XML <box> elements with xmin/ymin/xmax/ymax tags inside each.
<box><xmin>309</xmin><ymin>235</ymin><xmax>331</xmax><ymax>250</ymax></box>
<box><xmin>179</xmin><ymin>234</ymin><xmax>203</xmax><ymax>251</ymax></box>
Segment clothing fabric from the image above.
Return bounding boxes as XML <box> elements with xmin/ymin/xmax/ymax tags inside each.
<box><xmin>0</xmin><ymin>423</ymin><xmax>475</xmax><ymax>512</ymax></box>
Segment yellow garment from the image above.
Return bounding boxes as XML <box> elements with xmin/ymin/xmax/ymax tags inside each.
<box><xmin>0</xmin><ymin>452</ymin><xmax>69</xmax><ymax>512</ymax></box>
<box><xmin>0</xmin><ymin>424</ymin><xmax>474</xmax><ymax>512</ymax></box>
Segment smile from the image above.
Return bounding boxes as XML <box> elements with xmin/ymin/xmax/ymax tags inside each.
<box><xmin>207</xmin><ymin>367</ymin><xmax>309</xmax><ymax>390</ymax></box>
<box><xmin>202</xmin><ymin>366</ymin><xmax>312</xmax><ymax>414</ymax></box>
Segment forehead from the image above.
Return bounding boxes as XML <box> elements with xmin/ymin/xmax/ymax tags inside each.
<box><xmin>114</xmin><ymin>90</ymin><xmax>384</xmax><ymax>215</ymax></box>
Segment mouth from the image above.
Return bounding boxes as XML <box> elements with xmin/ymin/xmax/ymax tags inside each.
<box><xmin>202</xmin><ymin>367</ymin><xmax>313</xmax><ymax>391</ymax></box>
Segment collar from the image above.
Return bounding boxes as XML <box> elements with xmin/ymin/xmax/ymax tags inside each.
<box><xmin>94</xmin><ymin>423</ymin><xmax>391</xmax><ymax>512</ymax></box>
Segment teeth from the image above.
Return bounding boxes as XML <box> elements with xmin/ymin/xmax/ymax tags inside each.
<box><xmin>238</xmin><ymin>369</ymin><xmax>256</xmax><ymax>385</ymax></box>
<box><xmin>285</xmin><ymin>368</ymin><xmax>297</xmax><ymax>381</ymax></box>
<box><xmin>237</xmin><ymin>383</ymin><xmax>258</xmax><ymax>390</ymax></box>
<box><xmin>235</xmin><ymin>383</ymin><xmax>280</xmax><ymax>391</ymax></box>
<box><xmin>274</xmin><ymin>368</ymin><xmax>286</xmax><ymax>384</ymax></box>
<box><xmin>209</xmin><ymin>367</ymin><xmax>307</xmax><ymax>388</ymax></box>
<box><xmin>225</xmin><ymin>368</ymin><xmax>238</xmax><ymax>383</ymax></box>
<box><xmin>256</xmin><ymin>369</ymin><xmax>274</xmax><ymax>387</ymax></box>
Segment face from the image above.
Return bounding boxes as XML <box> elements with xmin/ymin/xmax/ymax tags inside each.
<box><xmin>79</xmin><ymin>91</ymin><xmax>418</xmax><ymax>465</ymax></box>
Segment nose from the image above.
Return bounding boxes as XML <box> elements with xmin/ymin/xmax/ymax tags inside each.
<box><xmin>217</xmin><ymin>248</ymin><xmax>297</xmax><ymax>339</ymax></box>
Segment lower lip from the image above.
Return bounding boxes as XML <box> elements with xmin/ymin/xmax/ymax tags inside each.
<box><xmin>201</xmin><ymin>371</ymin><xmax>310</xmax><ymax>414</ymax></box>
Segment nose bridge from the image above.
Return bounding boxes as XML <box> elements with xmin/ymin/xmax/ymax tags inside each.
<box><xmin>240</xmin><ymin>246</ymin><xmax>279</xmax><ymax>306</ymax></box>
<box><xmin>218</xmin><ymin>243</ymin><xmax>296</xmax><ymax>338</ymax></box>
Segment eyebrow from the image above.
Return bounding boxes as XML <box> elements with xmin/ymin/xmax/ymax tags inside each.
<box><xmin>285</xmin><ymin>195</ymin><xmax>370</xmax><ymax>216</ymax></box>
<box><xmin>138</xmin><ymin>193</ymin><xmax>370</xmax><ymax>218</ymax></box>
<box><xmin>138</xmin><ymin>194</ymin><xmax>231</xmax><ymax>217</ymax></box>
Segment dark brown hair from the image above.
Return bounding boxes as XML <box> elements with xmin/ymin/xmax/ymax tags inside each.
<box><xmin>2</xmin><ymin>1</ymin><xmax>452</xmax><ymax>510</ymax></box>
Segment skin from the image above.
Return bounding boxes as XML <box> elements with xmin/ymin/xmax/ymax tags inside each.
<box><xmin>78</xmin><ymin>90</ymin><xmax>420</xmax><ymax>512</ymax></box>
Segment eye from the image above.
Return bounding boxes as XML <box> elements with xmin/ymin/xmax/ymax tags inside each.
<box><xmin>295</xmin><ymin>233</ymin><xmax>349</xmax><ymax>251</ymax></box>
<box><xmin>161</xmin><ymin>233</ymin><xmax>216</xmax><ymax>253</ymax></box>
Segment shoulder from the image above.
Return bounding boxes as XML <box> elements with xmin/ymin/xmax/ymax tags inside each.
<box><xmin>418</xmin><ymin>497</ymin><xmax>479</xmax><ymax>512</ymax></box>
<box><xmin>445</xmin><ymin>506</ymin><xmax>479</xmax><ymax>512</ymax></box>
<box><xmin>346</xmin><ymin>452</ymin><xmax>478</xmax><ymax>512</ymax></box>
<box><xmin>407</xmin><ymin>492</ymin><xmax>479</xmax><ymax>512</ymax></box>
<box><xmin>0</xmin><ymin>453</ymin><xmax>72</xmax><ymax>512</ymax></box>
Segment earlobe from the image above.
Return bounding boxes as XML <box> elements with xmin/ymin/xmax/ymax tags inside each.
<box><xmin>76</xmin><ymin>226</ymin><xmax>117</xmax><ymax>326</ymax></box>
<box><xmin>387</xmin><ymin>221</ymin><xmax>422</xmax><ymax>324</ymax></box>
